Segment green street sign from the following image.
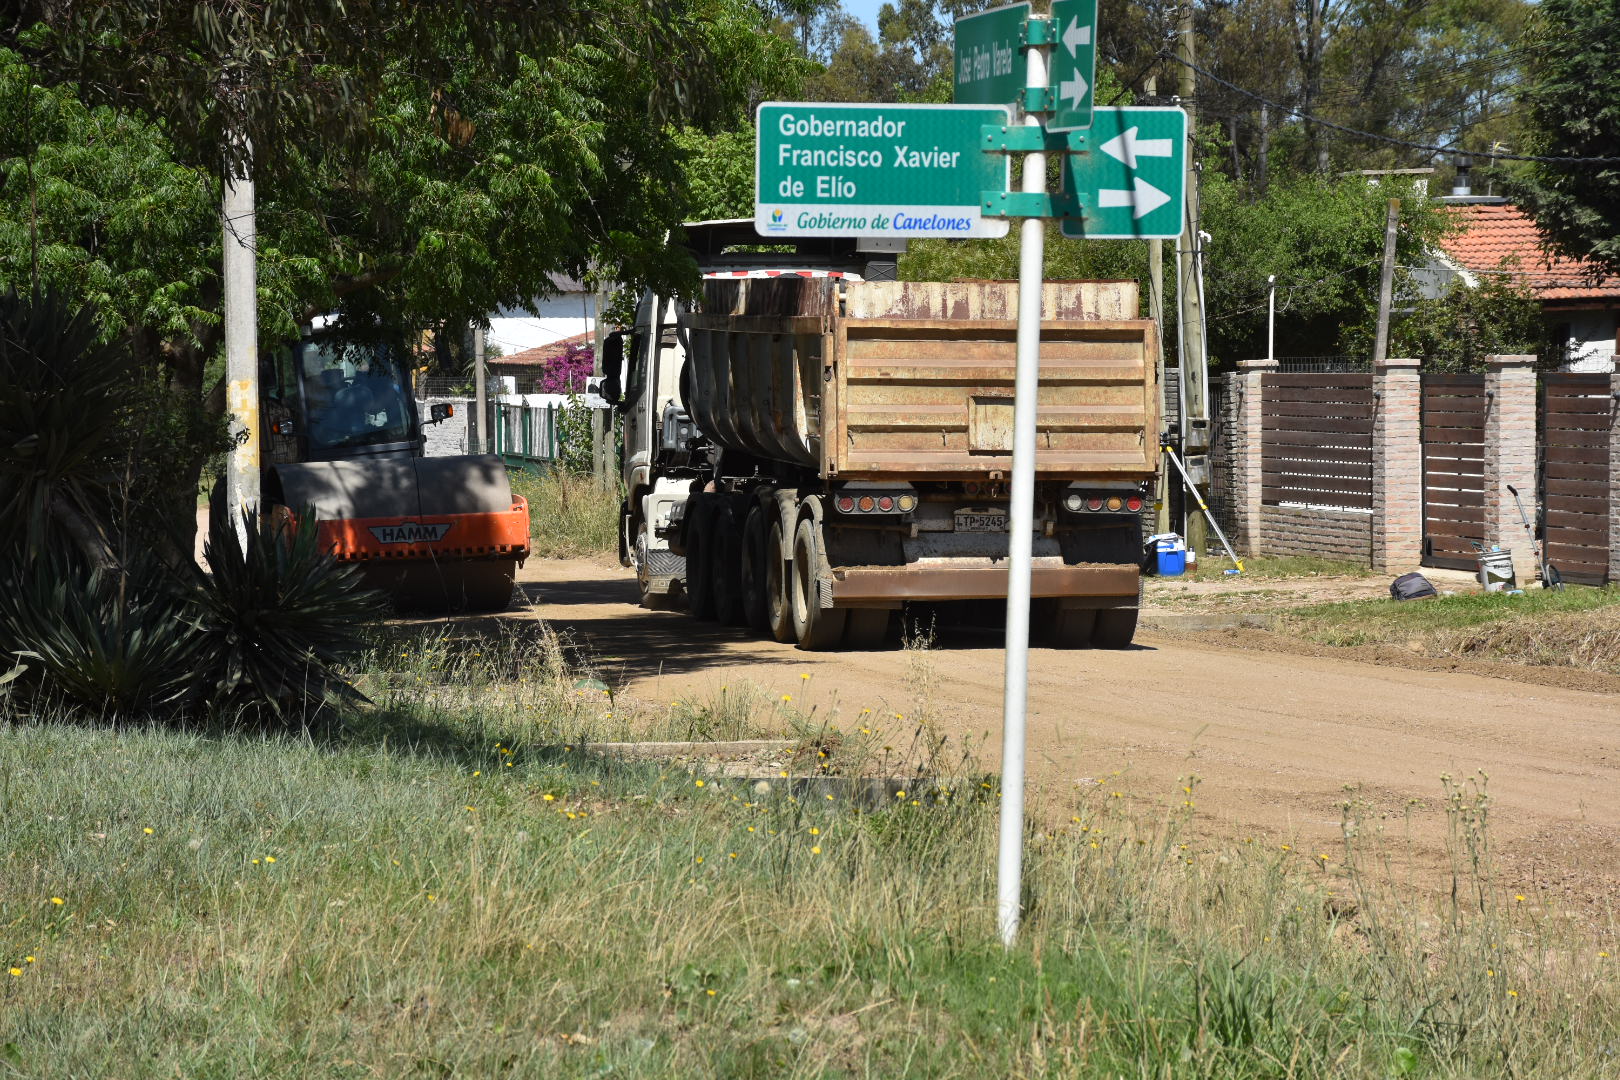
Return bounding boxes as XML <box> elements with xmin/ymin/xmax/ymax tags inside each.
<box><xmin>1047</xmin><ymin>0</ymin><xmax>1097</xmax><ymax>132</ymax></box>
<box><xmin>953</xmin><ymin>2</ymin><xmax>1029</xmax><ymax>107</ymax></box>
<box><xmin>1060</xmin><ymin>106</ymin><xmax>1187</xmax><ymax>239</ymax></box>
<box><xmin>755</xmin><ymin>102</ymin><xmax>1012</xmax><ymax>239</ymax></box>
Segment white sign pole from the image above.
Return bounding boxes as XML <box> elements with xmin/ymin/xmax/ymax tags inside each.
<box><xmin>996</xmin><ymin>23</ymin><xmax>1049</xmax><ymax>949</ymax></box>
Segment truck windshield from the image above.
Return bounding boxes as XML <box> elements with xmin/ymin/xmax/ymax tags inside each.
<box><xmin>298</xmin><ymin>338</ymin><xmax>414</xmax><ymax>452</ymax></box>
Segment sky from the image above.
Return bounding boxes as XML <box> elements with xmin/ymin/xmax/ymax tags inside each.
<box><xmin>840</xmin><ymin>0</ymin><xmax>886</xmax><ymax>36</ymax></box>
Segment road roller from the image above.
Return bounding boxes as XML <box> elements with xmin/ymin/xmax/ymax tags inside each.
<box><xmin>242</xmin><ymin>322</ymin><xmax>530</xmax><ymax>612</ymax></box>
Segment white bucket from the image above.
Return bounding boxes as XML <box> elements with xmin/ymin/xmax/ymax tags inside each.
<box><xmin>1476</xmin><ymin>548</ymin><xmax>1516</xmax><ymax>592</ymax></box>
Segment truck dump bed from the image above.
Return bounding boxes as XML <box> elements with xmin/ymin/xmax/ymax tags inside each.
<box><xmin>683</xmin><ymin>279</ymin><xmax>1158</xmax><ymax>480</ymax></box>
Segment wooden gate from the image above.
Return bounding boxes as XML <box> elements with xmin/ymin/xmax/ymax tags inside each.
<box><xmin>1421</xmin><ymin>375</ymin><xmax>1487</xmax><ymax>570</ymax></box>
<box><xmin>1259</xmin><ymin>373</ymin><xmax>1375</xmax><ymax>509</ymax></box>
<box><xmin>1540</xmin><ymin>373</ymin><xmax>1612</xmax><ymax>585</ymax></box>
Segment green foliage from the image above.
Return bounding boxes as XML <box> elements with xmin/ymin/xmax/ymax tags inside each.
<box><xmin>1346</xmin><ymin>273</ymin><xmax>1557</xmax><ymax>373</ymax></box>
<box><xmin>1199</xmin><ymin>172</ymin><xmax>1451</xmax><ymax>364</ymax></box>
<box><xmin>675</xmin><ymin>127</ymin><xmax>759</xmax><ymax>222</ymax></box>
<box><xmin>1505</xmin><ymin>0</ymin><xmax>1620</xmax><ymax>276</ymax></box>
<box><xmin>195</xmin><ymin>509</ymin><xmax>386</xmax><ymax>718</ymax></box>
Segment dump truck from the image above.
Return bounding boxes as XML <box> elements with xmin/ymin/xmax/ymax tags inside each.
<box><xmin>233</xmin><ymin>323</ymin><xmax>530</xmax><ymax>612</ymax></box>
<box><xmin>609</xmin><ymin>221</ymin><xmax>1157</xmax><ymax>649</ymax></box>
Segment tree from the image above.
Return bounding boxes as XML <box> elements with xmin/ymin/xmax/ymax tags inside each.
<box><xmin>0</xmin><ymin>3</ymin><xmax>801</xmax><ymax>539</ymax></box>
<box><xmin>1506</xmin><ymin>0</ymin><xmax>1620</xmax><ymax>277</ymax></box>
<box><xmin>1198</xmin><ymin>171</ymin><xmax>1449</xmax><ymax>363</ymax></box>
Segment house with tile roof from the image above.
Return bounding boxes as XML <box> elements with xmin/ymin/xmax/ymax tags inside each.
<box><xmin>485</xmin><ymin>331</ymin><xmax>594</xmax><ymax>393</ymax></box>
<box><xmin>1418</xmin><ymin>200</ymin><xmax>1619</xmax><ymax>372</ymax></box>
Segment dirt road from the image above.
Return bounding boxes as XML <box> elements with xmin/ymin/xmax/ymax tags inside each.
<box><xmin>505</xmin><ymin>557</ymin><xmax>1620</xmax><ymax>908</ymax></box>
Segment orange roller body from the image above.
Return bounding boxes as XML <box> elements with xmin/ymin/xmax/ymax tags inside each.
<box><xmin>311</xmin><ymin>496</ymin><xmax>531</xmax><ymax>564</ymax></box>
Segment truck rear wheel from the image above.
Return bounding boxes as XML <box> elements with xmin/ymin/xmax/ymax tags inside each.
<box><xmin>685</xmin><ymin>498</ymin><xmax>717</xmax><ymax>620</ymax></box>
<box><xmin>1039</xmin><ymin>602</ymin><xmax>1097</xmax><ymax>649</ymax></box>
<box><xmin>1092</xmin><ymin>608</ymin><xmax>1139</xmax><ymax>649</ymax></box>
<box><xmin>791</xmin><ymin>516</ymin><xmax>847</xmax><ymax>650</ymax></box>
<box><xmin>765</xmin><ymin>514</ymin><xmax>794</xmax><ymax>643</ymax></box>
<box><xmin>710</xmin><ymin>501</ymin><xmax>746</xmax><ymax>626</ymax></box>
<box><xmin>843</xmin><ymin>608</ymin><xmax>891</xmax><ymax>650</ymax></box>
<box><xmin>739</xmin><ymin>506</ymin><xmax>772</xmax><ymax>633</ymax></box>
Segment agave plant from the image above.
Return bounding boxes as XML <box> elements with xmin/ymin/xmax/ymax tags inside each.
<box><xmin>0</xmin><ymin>289</ymin><xmax>133</xmax><ymax>565</ymax></box>
<box><xmin>194</xmin><ymin>507</ymin><xmax>387</xmax><ymax>718</ymax></box>
<box><xmin>0</xmin><ymin>547</ymin><xmax>201</xmax><ymax>714</ymax></box>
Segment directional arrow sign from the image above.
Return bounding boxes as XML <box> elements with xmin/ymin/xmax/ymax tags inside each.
<box><xmin>1061</xmin><ymin>106</ymin><xmax>1187</xmax><ymax>239</ymax></box>
<box><xmin>953</xmin><ymin>2</ymin><xmax>1030</xmax><ymax>106</ymax></box>
<box><xmin>756</xmin><ymin>102</ymin><xmax>1012</xmax><ymax>239</ymax></box>
<box><xmin>1047</xmin><ymin>0</ymin><xmax>1097</xmax><ymax>132</ymax></box>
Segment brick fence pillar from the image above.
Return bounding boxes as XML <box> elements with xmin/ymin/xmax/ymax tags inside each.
<box><xmin>1483</xmin><ymin>355</ymin><xmax>1539</xmax><ymax>584</ymax></box>
<box><xmin>1610</xmin><ymin>363</ymin><xmax>1620</xmax><ymax>585</ymax></box>
<box><xmin>1235</xmin><ymin>358</ymin><xmax>1277</xmax><ymax>554</ymax></box>
<box><xmin>1371</xmin><ymin>357</ymin><xmax>1422</xmax><ymax>571</ymax></box>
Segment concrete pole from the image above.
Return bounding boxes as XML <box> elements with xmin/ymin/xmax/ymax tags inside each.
<box><xmin>1371</xmin><ymin>199</ymin><xmax>1401</xmax><ymax>367</ymax></box>
<box><xmin>222</xmin><ymin>131</ymin><xmax>259</xmax><ymax>547</ymax></box>
<box><xmin>473</xmin><ymin>322</ymin><xmax>488</xmax><ymax>455</ymax></box>
<box><xmin>1267</xmin><ymin>274</ymin><xmax>1276</xmax><ymax>363</ymax></box>
<box><xmin>997</xmin><ymin>22</ymin><xmax>1049</xmax><ymax>951</ymax></box>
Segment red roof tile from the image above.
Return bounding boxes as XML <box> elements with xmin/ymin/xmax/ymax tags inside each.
<box><xmin>1439</xmin><ymin>204</ymin><xmax>1620</xmax><ymax>302</ymax></box>
<box><xmin>487</xmin><ymin>331</ymin><xmax>593</xmax><ymax>368</ymax></box>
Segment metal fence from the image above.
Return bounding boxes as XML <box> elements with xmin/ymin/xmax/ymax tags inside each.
<box><xmin>491</xmin><ymin>399</ymin><xmax>562</xmax><ymax>466</ymax></box>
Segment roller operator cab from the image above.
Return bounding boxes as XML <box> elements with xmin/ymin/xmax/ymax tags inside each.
<box><xmin>607</xmin><ymin>220</ymin><xmax>1158</xmax><ymax>651</ymax></box>
<box><xmin>242</xmin><ymin>323</ymin><xmax>531</xmax><ymax>613</ymax></box>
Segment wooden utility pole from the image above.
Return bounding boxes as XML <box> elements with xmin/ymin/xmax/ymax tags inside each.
<box><xmin>1175</xmin><ymin>4</ymin><xmax>1208</xmax><ymax>559</ymax></box>
<box><xmin>1372</xmin><ymin>199</ymin><xmax>1401</xmax><ymax>366</ymax></box>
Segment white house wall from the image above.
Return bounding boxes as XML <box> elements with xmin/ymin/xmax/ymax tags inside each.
<box><xmin>488</xmin><ymin>293</ymin><xmax>597</xmax><ymax>356</ymax></box>
<box><xmin>1555</xmin><ymin>310</ymin><xmax>1618</xmax><ymax>372</ymax></box>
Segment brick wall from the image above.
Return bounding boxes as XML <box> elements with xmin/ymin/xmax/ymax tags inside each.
<box><xmin>1256</xmin><ymin>505</ymin><xmax>1373</xmax><ymax>561</ymax></box>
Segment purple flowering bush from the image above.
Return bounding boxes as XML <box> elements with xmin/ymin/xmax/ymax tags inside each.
<box><xmin>537</xmin><ymin>343</ymin><xmax>593</xmax><ymax>394</ymax></box>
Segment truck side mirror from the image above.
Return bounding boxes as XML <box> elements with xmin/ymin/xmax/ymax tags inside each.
<box><xmin>428</xmin><ymin>402</ymin><xmax>455</xmax><ymax>425</ymax></box>
<box><xmin>600</xmin><ymin>330</ymin><xmax>624</xmax><ymax>409</ymax></box>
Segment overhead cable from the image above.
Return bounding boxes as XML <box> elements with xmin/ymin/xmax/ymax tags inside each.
<box><xmin>1158</xmin><ymin>51</ymin><xmax>1620</xmax><ymax>165</ymax></box>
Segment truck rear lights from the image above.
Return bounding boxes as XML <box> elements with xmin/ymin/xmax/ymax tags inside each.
<box><xmin>832</xmin><ymin>491</ymin><xmax>916</xmax><ymax>515</ymax></box>
<box><xmin>1064</xmin><ymin>492</ymin><xmax>1146</xmax><ymax>514</ymax></box>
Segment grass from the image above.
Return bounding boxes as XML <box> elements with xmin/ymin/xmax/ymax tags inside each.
<box><xmin>509</xmin><ymin>467</ymin><xmax>621</xmax><ymax>559</ymax></box>
<box><xmin>1279</xmin><ymin>584</ymin><xmax>1620</xmax><ymax>671</ymax></box>
<box><xmin>3</xmin><ymin>632</ymin><xmax>1619</xmax><ymax>1077</ymax></box>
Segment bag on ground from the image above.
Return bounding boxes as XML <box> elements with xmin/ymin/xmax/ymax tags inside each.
<box><xmin>1389</xmin><ymin>572</ymin><xmax>1437</xmax><ymax>601</ymax></box>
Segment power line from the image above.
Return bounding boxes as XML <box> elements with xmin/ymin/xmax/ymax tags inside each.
<box><xmin>1159</xmin><ymin>51</ymin><xmax>1620</xmax><ymax>165</ymax></box>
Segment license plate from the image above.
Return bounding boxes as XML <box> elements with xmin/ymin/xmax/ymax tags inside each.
<box><xmin>954</xmin><ymin>509</ymin><xmax>1007</xmax><ymax>533</ymax></box>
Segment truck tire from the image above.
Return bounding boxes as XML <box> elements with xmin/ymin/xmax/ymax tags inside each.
<box><xmin>765</xmin><ymin>514</ymin><xmax>794</xmax><ymax>643</ymax></box>
<box><xmin>685</xmin><ymin>497</ymin><xmax>717</xmax><ymax>620</ymax></box>
<box><xmin>739</xmin><ymin>505</ymin><xmax>772</xmax><ymax>634</ymax></box>
<box><xmin>791</xmin><ymin>516</ymin><xmax>847</xmax><ymax>650</ymax></box>
<box><xmin>710</xmin><ymin>500</ymin><xmax>746</xmax><ymax>626</ymax></box>
<box><xmin>843</xmin><ymin>608</ymin><xmax>890</xmax><ymax>650</ymax></box>
<box><xmin>1039</xmin><ymin>602</ymin><xmax>1097</xmax><ymax>649</ymax></box>
<box><xmin>1092</xmin><ymin>608</ymin><xmax>1139</xmax><ymax>649</ymax></box>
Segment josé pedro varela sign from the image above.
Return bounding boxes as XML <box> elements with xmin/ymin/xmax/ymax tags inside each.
<box><xmin>755</xmin><ymin>102</ymin><xmax>1011</xmax><ymax>239</ymax></box>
